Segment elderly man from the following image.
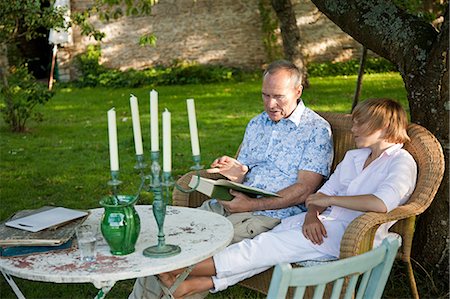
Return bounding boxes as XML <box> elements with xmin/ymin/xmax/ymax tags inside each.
<box><xmin>200</xmin><ymin>59</ymin><xmax>333</xmax><ymax>242</ymax></box>
<box><xmin>129</xmin><ymin>60</ymin><xmax>333</xmax><ymax>299</ymax></box>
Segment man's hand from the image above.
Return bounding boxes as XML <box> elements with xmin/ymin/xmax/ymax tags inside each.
<box><xmin>305</xmin><ymin>193</ymin><xmax>333</xmax><ymax>209</ymax></box>
<box><xmin>206</xmin><ymin>156</ymin><xmax>248</xmax><ymax>183</ymax></box>
<box><xmin>302</xmin><ymin>210</ymin><xmax>327</xmax><ymax>245</ymax></box>
<box><xmin>218</xmin><ymin>190</ymin><xmax>257</xmax><ymax>213</ymax></box>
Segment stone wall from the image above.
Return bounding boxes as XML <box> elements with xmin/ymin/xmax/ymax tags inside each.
<box><xmin>293</xmin><ymin>0</ymin><xmax>362</xmax><ymax>62</ymax></box>
<box><xmin>59</xmin><ymin>0</ymin><xmax>363</xmax><ymax>81</ymax></box>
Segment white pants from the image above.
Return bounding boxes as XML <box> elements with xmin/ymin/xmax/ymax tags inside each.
<box><xmin>211</xmin><ymin>212</ymin><xmax>339</xmax><ymax>292</ymax></box>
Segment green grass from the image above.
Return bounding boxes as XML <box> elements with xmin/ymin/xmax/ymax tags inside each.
<box><xmin>3</xmin><ymin>72</ymin><xmax>439</xmax><ymax>299</ymax></box>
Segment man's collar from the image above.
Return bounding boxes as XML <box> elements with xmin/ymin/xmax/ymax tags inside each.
<box><xmin>285</xmin><ymin>100</ymin><xmax>305</xmax><ymax>127</ymax></box>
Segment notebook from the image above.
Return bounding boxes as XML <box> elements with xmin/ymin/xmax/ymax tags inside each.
<box><xmin>5</xmin><ymin>207</ymin><xmax>88</xmax><ymax>232</ymax></box>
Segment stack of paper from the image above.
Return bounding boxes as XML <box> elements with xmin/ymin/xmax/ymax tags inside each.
<box><xmin>0</xmin><ymin>206</ymin><xmax>88</xmax><ymax>256</ymax></box>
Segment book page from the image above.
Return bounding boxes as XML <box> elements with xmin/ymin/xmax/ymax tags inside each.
<box><xmin>214</xmin><ymin>179</ymin><xmax>280</xmax><ymax>197</ymax></box>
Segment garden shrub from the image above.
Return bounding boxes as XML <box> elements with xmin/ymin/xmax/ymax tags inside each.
<box><xmin>308</xmin><ymin>57</ymin><xmax>397</xmax><ymax>77</ymax></box>
<box><xmin>0</xmin><ymin>64</ymin><xmax>54</xmax><ymax>132</ymax></box>
<box><xmin>74</xmin><ymin>47</ymin><xmax>242</xmax><ymax>88</ymax></box>
<box><xmin>73</xmin><ymin>46</ymin><xmax>398</xmax><ymax>88</ymax></box>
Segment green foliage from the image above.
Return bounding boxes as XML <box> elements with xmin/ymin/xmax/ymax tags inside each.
<box><xmin>393</xmin><ymin>0</ymin><xmax>444</xmax><ymax>22</ymax></box>
<box><xmin>74</xmin><ymin>46</ymin><xmax>398</xmax><ymax>88</ymax></box>
<box><xmin>307</xmin><ymin>57</ymin><xmax>397</xmax><ymax>77</ymax></box>
<box><xmin>72</xmin><ymin>10</ymin><xmax>106</xmax><ymax>41</ymax></box>
<box><xmin>74</xmin><ymin>45</ymin><xmax>108</xmax><ymax>86</ymax></box>
<box><xmin>0</xmin><ymin>65</ymin><xmax>54</xmax><ymax>132</ymax></box>
<box><xmin>74</xmin><ymin>47</ymin><xmax>245</xmax><ymax>88</ymax></box>
<box><xmin>0</xmin><ymin>0</ymin><xmax>66</xmax><ymax>44</ymax></box>
<box><xmin>71</xmin><ymin>0</ymin><xmax>158</xmax><ymax>42</ymax></box>
<box><xmin>0</xmin><ymin>0</ymin><xmax>66</xmax><ymax>133</ymax></box>
<box><xmin>139</xmin><ymin>33</ymin><xmax>157</xmax><ymax>47</ymax></box>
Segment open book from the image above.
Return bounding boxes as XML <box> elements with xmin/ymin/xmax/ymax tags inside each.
<box><xmin>188</xmin><ymin>175</ymin><xmax>280</xmax><ymax>200</ymax></box>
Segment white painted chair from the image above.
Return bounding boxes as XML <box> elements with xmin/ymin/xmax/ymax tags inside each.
<box><xmin>266</xmin><ymin>235</ymin><xmax>401</xmax><ymax>299</ymax></box>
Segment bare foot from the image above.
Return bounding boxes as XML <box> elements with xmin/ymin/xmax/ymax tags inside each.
<box><xmin>158</xmin><ymin>274</ymin><xmax>213</xmax><ymax>298</ymax></box>
<box><xmin>158</xmin><ymin>271</ymin><xmax>177</xmax><ymax>288</ymax></box>
<box><xmin>174</xmin><ymin>276</ymin><xmax>213</xmax><ymax>298</ymax></box>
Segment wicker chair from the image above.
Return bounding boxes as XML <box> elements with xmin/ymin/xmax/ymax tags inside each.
<box><xmin>172</xmin><ymin>112</ymin><xmax>445</xmax><ymax>299</ymax></box>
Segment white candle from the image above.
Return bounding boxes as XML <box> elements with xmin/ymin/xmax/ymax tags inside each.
<box><xmin>107</xmin><ymin>108</ymin><xmax>119</xmax><ymax>171</ymax></box>
<box><xmin>150</xmin><ymin>90</ymin><xmax>159</xmax><ymax>152</ymax></box>
<box><xmin>162</xmin><ymin>108</ymin><xmax>171</xmax><ymax>172</ymax></box>
<box><xmin>186</xmin><ymin>99</ymin><xmax>200</xmax><ymax>156</ymax></box>
<box><xmin>129</xmin><ymin>94</ymin><xmax>144</xmax><ymax>155</ymax></box>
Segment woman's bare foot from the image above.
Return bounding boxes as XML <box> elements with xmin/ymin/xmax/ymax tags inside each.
<box><xmin>163</xmin><ymin>276</ymin><xmax>213</xmax><ymax>298</ymax></box>
<box><xmin>158</xmin><ymin>271</ymin><xmax>178</xmax><ymax>288</ymax></box>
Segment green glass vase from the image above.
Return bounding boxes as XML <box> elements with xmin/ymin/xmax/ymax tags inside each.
<box><xmin>99</xmin><ymin>195</ymin><xmax>140</xmax><ymax>255</ymax></box>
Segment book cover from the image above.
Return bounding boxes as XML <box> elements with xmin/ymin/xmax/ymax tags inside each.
<box><xmin>0</xmin><ymin>238</ymin><xmax>74</xmax><ymax>257</ymax></box>
<box><xmin>188</xmin><ymin>176</ymin><xmax>280</xmax><ymax>200</ymax></box>
<box><xmin>6</xmin><ymin>207</ymin><xmax>88</xmax><ymax>232</ymax></box>
<box><xmin>0</xmin><ymin>206</ymin><xmax>88</xmax><ymax>247</ymax></box>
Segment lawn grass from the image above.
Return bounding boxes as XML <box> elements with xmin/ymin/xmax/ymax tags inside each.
<box><xmin>2</xmin><ymin>72</ymin><xmax>436</xmax><ymax>299</ymax></box>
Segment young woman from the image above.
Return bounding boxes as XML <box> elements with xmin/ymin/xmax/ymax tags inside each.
<box><xmin>159</xmin><ymin>98</ymin><xmax>417</xmax><ymax>298</ymax></box>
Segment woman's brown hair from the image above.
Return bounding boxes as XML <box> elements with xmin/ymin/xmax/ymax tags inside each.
<box><xmin>352</xmin><ymin>98</ymin><xmax>410</xmax><ymax>143</ymax></box>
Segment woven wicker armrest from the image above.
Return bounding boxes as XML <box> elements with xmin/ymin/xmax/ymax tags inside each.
<box><xmin>172</xmin><ymin>170</ymin><xmax>225</xmax><ymax>207</ymax></box>
<box><xmin>339</xmin><ymin>203</ymin><xmax>421</xmax><ymax>259</ymax></box>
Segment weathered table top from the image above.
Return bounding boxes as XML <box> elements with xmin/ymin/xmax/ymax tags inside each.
<box><xmin>0</xmin><ymin>205</ymin><xmax>233</xmax><ymax>289</ymax></box>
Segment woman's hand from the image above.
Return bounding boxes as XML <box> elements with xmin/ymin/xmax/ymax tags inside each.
<box><xmin>302</xmin><ymin>210</ymin><xmax>327</xmax><ymax>245</ymax></box>
<box><xmin>206</xmin><ymin>156</ymin><xmax>248</xmax><ymax>182</ymax></box>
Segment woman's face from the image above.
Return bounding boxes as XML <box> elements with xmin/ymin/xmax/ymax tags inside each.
<box><xmin>351</xmin><ymin>119</ymin><xmax>385</xmax><ymax>148</ymax></box>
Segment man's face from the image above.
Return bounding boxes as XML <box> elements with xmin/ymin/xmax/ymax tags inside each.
<box><xmin>262</xmin><ymin>70</ymin><xmax>302</xmax><ymax>122</ymax></box>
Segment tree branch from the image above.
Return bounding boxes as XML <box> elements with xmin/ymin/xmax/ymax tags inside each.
<box><xmin>310</xmin><ymin>0</ymin><xmax>438</xmax><ymax>74</ymax></box>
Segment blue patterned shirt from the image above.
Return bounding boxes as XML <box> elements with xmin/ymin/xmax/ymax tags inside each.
<box><xmin>237</xmin><ymin>100</ymin><xmax>333</xmax><ymax>219</ymax></box>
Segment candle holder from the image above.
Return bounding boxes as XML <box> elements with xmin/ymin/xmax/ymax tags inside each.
<box><xmin>107</xmin><ymin>171</ymin><xmax>122</xmax><ymax>205</ymax></box>
<box><xmin>130</xmin><ymin>152</ymin><xmax>203</xmax><ymax>258</ymax></box>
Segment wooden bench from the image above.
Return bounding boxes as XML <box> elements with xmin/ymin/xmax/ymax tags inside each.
<box><xmin>172</xmin><ymin>112</ymin><xmax>444</xmax><ymax>298</ymax></box>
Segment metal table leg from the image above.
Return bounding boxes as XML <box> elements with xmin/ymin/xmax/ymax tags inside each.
<box><xmin>94</xmin><ymin>283</ymin><xmax>115</xmax><ymax>299</ymax></box>
<box><xmin>2</xmin><ymin>270</ymin><xmax>26</xmax><ymax>299</ymax></box>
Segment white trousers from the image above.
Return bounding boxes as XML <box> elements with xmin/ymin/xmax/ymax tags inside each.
<box><xmin>211</xmin><ymin>212</ymin><xmax>339</xmax><ymax>292</ymax></box>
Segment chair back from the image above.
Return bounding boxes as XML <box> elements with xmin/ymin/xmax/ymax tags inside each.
<box><xmin>267</xmin><ymin>235</ymin><xmax>401</xmax><ymax>299</ymax></box>
<box><xmin>388</xmin><ymin>124</ymin><xmax>445</xmax><ymax>260</ymax></box>
<box><xmin>317</xmin><ymin>112</ymin><xmax>355</xmax><ymax>172</ymax></box>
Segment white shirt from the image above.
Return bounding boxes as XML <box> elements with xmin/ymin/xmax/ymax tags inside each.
<box><xmin>314</xmin><ymin>144</ymin><xmax>417</xmax><ymax>256</ymax></box>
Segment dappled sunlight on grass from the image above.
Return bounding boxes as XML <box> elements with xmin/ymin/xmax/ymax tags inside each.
<box><xmin>305</xmin><ymin>72</ymin><xmax>406</xmax><ymax>114</ymax></box>
<box><xmin>51</xmin><ymin>104</ymin><xmax>76</xmax><ymax>111</ymax></box>
<box><xmin>0</xmin><ymin>73</ymin><xmax>409</xmax><ymax>298</ymax></box>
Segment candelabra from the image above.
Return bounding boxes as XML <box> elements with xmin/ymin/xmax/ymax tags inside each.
<box><xmin>107</xmin><ymin>152</ymin><xmax>203</xmax><ymax>258</ymax></box>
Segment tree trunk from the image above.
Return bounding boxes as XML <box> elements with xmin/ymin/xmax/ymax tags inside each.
<box><xmin>412</xmin><ymin>13</ymin><xmax>449</xmax><ymax>283</ymax></box>
<box><xmin>310</xmin><ymin>0</ymin><xmax>449</xmax><ymax>291</ymax></box>
<box><xmin>0</xmin><ymin>43</ymin><xmax>18</xmax><ymax>131</ymax></box>
<box><xmin>270</xmin><ymin>0</ymin><xmax>309</xmax><ymax>86</ymax></box>
<box><xmin>351</xmin><ymin>46</ymin><xmax>367</xmax><ymax>112</ymax></box>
